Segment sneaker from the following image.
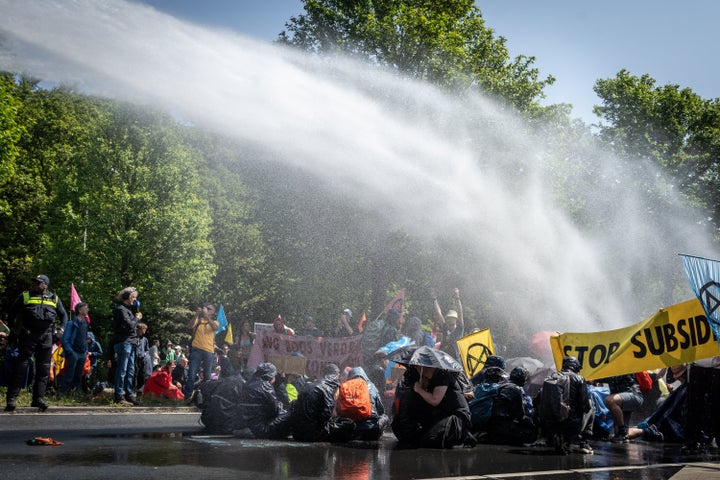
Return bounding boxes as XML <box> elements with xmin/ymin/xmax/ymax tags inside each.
<box><xmin>115</xmin><ymin>398</ymin><xmax>134</xmax><ymax>407</ymax></box>
<box><xmin>31</xmin><ymin>399</ymin><xmax>49</xmax><ymax>412</ymax></box>
<box><xmin>612</xmin><ymin>427</ymin><xmax>629</xmax><ymax>443</ymax></box>
<box><xmin>4</xmin><ymin>404</ymin><xmax>16</xmax><ymax>412</ymax></box>
<box><xmin>126</xmin><ymin>396</ymin><xmax>141</xmax><ymax>406</ymax></box>
<box><xmin>644</xmin><ymin>424</ymin><xmax>664</xmax><ymax>442</ymax></box>
<box><xmin>571</xmin><ymin>441</ymin><xmax>594</xmax><ymax>454</ymax></box>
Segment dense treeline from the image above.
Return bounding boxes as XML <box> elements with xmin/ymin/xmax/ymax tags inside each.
<box><xmin>1</xmin><ymin>1</ymin><xmax>720</xmax><ymax>351</ymax></box>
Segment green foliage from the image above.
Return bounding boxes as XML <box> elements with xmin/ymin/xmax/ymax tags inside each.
<box><xmin>594</xmin><ymin>69</ymin><xmax>720</xmax><ymax>235</ymax></box>
<box><xmin>278</xmin><ymin>0</ymin><xmax>555</xmax><ymax>114</ymax></box>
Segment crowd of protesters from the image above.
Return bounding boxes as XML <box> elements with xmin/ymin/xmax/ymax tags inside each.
<box><xmin>0</xmin><ymin>277</ymin><xmax>715</xmax><ymax>455</ymax></box>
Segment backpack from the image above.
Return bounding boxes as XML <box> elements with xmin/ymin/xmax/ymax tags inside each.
<box><xmin>199</xmin><ymin>376</ymin><xmax>246</xmax><ymax>434</ymax></box>
<box><xmin>538</xmin><ymin>371</ymin><xmax>572</xmax><ymax>423</ymax></box>
<box><xmin>468</xmin><ymin>382</ymin><xmax>499</xmax><ymax>428</ymax></box>
<box><xmin>635</xmin><ymin>371</ymin><xmax>653</xmax><ymax>394</ymax></box>
<box><xmin>336</xmin><ymin>377</ymin><xmax>372</xmax><ymax>421</ymax></box>
<box><xmin>361</xmin><ymin>319</ymin><xmax>387</xmax><ymax>361</ymax></box>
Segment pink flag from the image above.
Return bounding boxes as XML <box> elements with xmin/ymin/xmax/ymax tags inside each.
<box><xmin>381</xmin><ymin>288</ymin><xmax>405</xmax><ymax>323</ymax></box>
<box><xmin>70</xmin><ymin>283</ymin><xmax>90</xmax><ymax>324</ymax></box>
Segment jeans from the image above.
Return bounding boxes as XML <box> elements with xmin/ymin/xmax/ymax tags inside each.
<box><xmin>114</xmin><ymin>341</ymin><xmax>136</xmax><ymax>401</ymax></box>
<box><xmin>184</xmin><ymin>347</ymin><xmax>215</xmax><ymax>397</ymax></box>
<box><xmin>59</xmin><ymin>348</ymin><xmax>86</xmax><ymax>394</ymax></box>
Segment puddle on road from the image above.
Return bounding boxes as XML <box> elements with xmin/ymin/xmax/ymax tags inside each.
<box><xmin>9</xmin><ymin>431</ymin><xmax>720</xmax><ymax>479</ymax></box>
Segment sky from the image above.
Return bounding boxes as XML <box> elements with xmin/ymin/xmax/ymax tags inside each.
<box><xmin>137</xmin><ymin>0</ymin><xmax>720</xmax><ymax>125</ymax></box>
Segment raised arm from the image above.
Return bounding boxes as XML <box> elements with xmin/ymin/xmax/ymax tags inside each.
<box><xmin>454</xmin><ymin>288</ymin><xmax>464</xmax><ymax>329</ymax></box>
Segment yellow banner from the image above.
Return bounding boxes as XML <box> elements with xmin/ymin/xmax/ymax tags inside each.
<box><xmin>456</xmin><ymin>328</ymin><xmax>495</xmax><ymax>378</ymax></box>
<box><xmin>550</xmin><ymin>298</ymin><xmax>720</xmax><ymax>380</ymax></box>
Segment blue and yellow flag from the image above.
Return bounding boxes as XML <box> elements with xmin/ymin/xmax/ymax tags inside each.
<box><xmin>215</xmin><ymin>304</ymin><xmax>228</xmax><ymax>335</ymax></box>
<box><xmin>681</xmin><ymin>253</ymin><xmax>720</xmax><ymax>346</ymax></box>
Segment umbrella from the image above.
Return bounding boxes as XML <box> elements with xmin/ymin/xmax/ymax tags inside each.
<box><xmin>525</xmin><ymin>366</ymin><xmax>556</xmax><ymax>398</ymax></box>
<box><xmin>529</xmin><ymin>330</ymin><xmax>558</xmax><ymax>359</ymax></box>
<box><xmin>505</xmin><ymin>356</ymin><xmax>544</xmax><ymax>376</ymax></box>
<box><xmin>386</xmin><ymin>345</ymin><xmax>463</xmax><ymax>373</ymax></box>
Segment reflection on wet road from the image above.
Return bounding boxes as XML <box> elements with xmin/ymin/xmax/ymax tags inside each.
<box><xmin>1</xmin><ymin>411</ymin><xmax>719</xmax><ymax>479</ymax></box>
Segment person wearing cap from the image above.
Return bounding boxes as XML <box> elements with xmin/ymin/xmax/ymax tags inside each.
<box><xmin>434</xmin><ymin>288</ymin><xmax>464</xmax><ymax>361</ymax></box>
<box><xmin>4</xmin><ymin>274</ymin><xmax>68</xmax><ymax>412</ymax></box>
<box><xmin>334</xmin><ymin>308</ymin><xmax>359</xmax><ymax>336</ymax></box>
<box><xmin>297</xmin><ymin>315</ymin><xmax>322</xmax><ymax>337</ymax></box>
<box><xmin>112</xmin><ymin>286</ymin><xmax>142</xmax><ymax>406</ymax></box>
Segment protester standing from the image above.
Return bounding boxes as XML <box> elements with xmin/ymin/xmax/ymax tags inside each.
<box><xmin>112</xmin><ymin>286</ymin><xmax>142</xmax><ymax>406</ymax></box>
<box><xmin>183</xmin><ymin>303</ymin><xmax>219</xmax><ymax>399</ymax></box>
<box><xmin>4</xmin><ymin>274</ymin><xmax>68</xmax><ymax>412</ymax></box>
<box><xmin>58</xmin><ymin>302</ymin><xmax>90</xmax><ymax>397</ymax></box>
<box><xmin>435</xmin><ymin>288</ymin><xmax>464</xmax><ymax>361</ymax></box>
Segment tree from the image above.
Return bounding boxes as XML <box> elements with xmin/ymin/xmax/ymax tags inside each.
<box><xmin>40</xmin><ymin>98</ymin><xmax>216</xmax><ymax>342</ymax></box>
<box><xmin>594</xmin><ymin>69</ymin><xmax>720</xmax><ymax>235</ymax></box>
<box><xmin>0</xmin><ymin>74</ymin><xmax>33</xmax><ymax>305</ymax></box>
<box><xmin>278</xmin><ymin>0</ymin><xmax>555</xmax><ymax>115</ymax></box>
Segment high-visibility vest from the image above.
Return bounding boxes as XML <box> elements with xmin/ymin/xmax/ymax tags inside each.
<box><xmin>22</xmin><ymin>291</ymin><xmax>58</xmax><ymax>308</ymax></box>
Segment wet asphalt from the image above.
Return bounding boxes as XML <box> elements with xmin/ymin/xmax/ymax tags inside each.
<box><xmin>1</xmin><ymin>407</ymin><xmax>719</xmax><ymax>479</ymax></box>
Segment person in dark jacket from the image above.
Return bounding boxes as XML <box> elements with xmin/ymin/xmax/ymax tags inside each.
<box><xmin>58</xmin><ymin>302</ymin><xmax>90</xmax><ymax>397</ymax></box>
<box><xmin>5</xmin><ymin>274</ymin><xmax>68</xmax><ymax>412</ymax></box>
<box><xmin>111</xmin><ymin>286</ymin><xmax>142</xmax><ymax>406</ymax></box>
<box><xmin>239</xmin><ymin>362</ymin><xmax>292</xmax><ymax>439</ymax></box>
<box><xmin>291</xmin><ymin>363</ymin><xmax>354</xmax><ymax>442</ymax></box>
<box><xmin>392</xmin><ymin>364</ymin><xmax>475</xmax><ymax>449</ymax></box>
<box><xmin>485</xmin><ymin>366</ymin><xmax>538</xmax><ymax>446</ymax></box>
<box><xmin>83</xmin><ymin>331</ymin><xmax>103</xmax><ymax>392</ymax></box>
<box><xmin>540</xmin><ymin>356</ymin><xmax>593</xmax><ymax>454</ymax></box>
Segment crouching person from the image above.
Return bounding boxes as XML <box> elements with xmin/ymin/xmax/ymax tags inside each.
<box><xmin>391</xmin><ymin>365</ymin><xmax>474</xmax><ymax>448</ymax></box>
<box><xmin>291</xmin><ymin>364</ymin><xmax>355</xmax><ymax>442</ymax></box>
<box><xmin>239</xmin><ymin>363</ymin><xmax>292</xmax><ymax>439</ymax></box>
<box><xmin>538</xmin><ymin>356</ymin><xmax>594</xmax><ymax>454</ymax></box>
<box><xmin>337</xmin><ymin>366</ymin><xmax>389</xmax><ymax>441</ymax></box>
<box><xmin>485</xmin><ymin>367</ymin><xmax>538</xmax><ymax>446</ymax></box>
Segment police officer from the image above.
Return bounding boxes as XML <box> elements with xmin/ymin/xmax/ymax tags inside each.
<box><xmin>5</xmin><ymin>274</ymin><xmax>68</xmax><ymax>412</ymax></box>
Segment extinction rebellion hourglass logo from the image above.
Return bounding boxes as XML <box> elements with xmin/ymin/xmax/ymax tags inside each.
<box><xmin>699</xmin><ymin>281</ymin><xmax>720</xmax><ymax>320</ymax></box>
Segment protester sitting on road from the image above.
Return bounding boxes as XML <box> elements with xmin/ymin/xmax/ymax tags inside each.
<box><xmin>470</xmin><ymin>355</ymin><xmax>507</xmax><ymax>386</ymax></box>
<box><xmin>469</xmin><ymin>365</ymin><xmax>505</xmax><ymax>434</ymax></box>
<box><xmin>484</xmin><ymin>366</ymin><xmax>538</xmax><ymax>446</ymax></box>
<box><xmin>392</xmin><ymin>363</ymin><xmax>474</xmax><ymax>448</ymax></box>
<box><xmin>627</xmin><ymin>364</ymin><xmax>689</xmax><ymax>443</ymax></box>
<box><xmin>341</xmin><ymin>366</ymin><xmax>390</xmax><ymax>441</ymax></box>
<box><xmin>171</xmin><ymin>356</ymin><xmax>188</xmax><ymax>391</ymax></box>
<box><xmin>290</xmin><ymin>363</ymin><xmax>355</xmax><ymax>442</ymax></box>
<box><xmin>538</xmin><ymin>356</ymin><xmax>593</xmax><ymax>455</ymax></box>
<box><xmin>238</xmin><ymin>362</ymin><xmax>292</xmax><ymax>439</ymax></box>
<box><xmin>599</xmin><ymin>373</ymin><xmax>644</xmax><ymax>443</ymax></box>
